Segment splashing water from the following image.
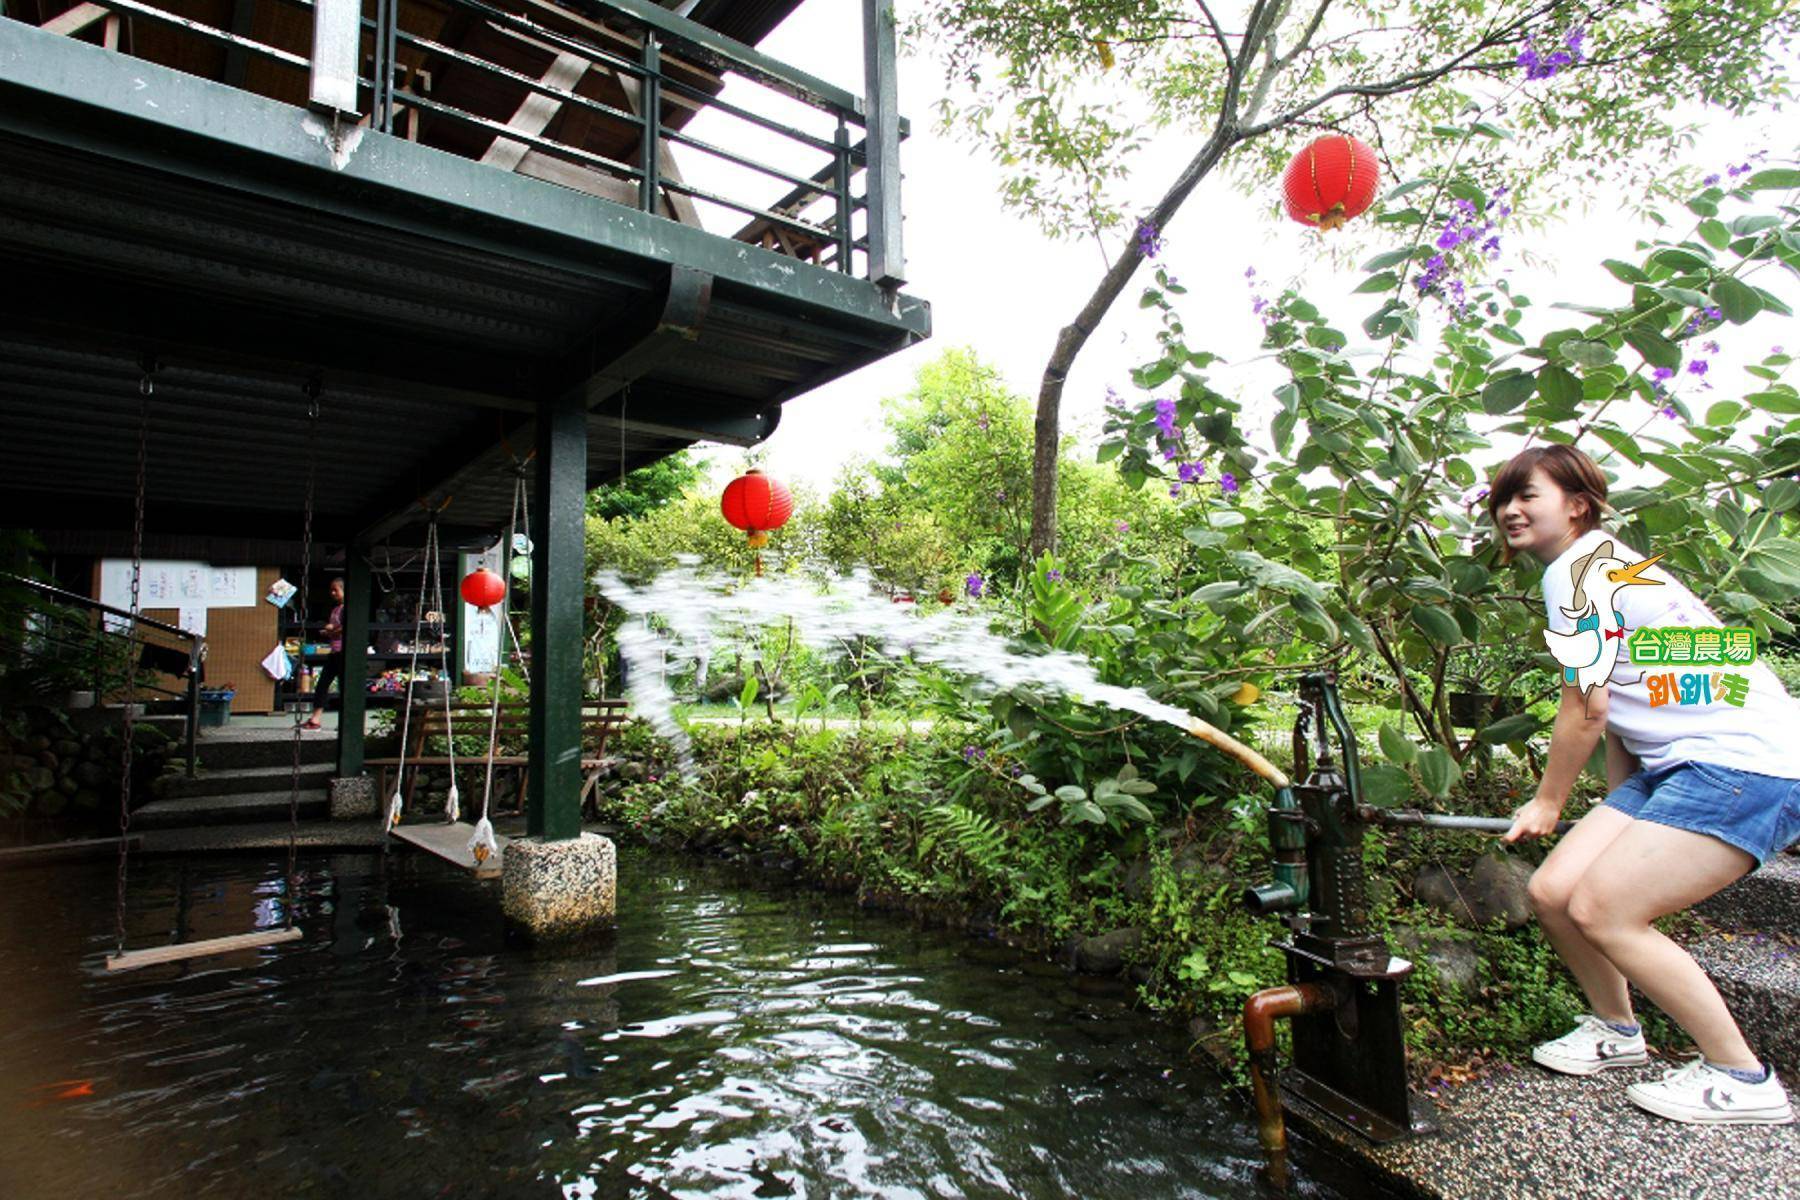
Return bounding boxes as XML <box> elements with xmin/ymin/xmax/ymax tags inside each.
<box><xmin>596</xmin><ymin>563</ymin><xmax>1217</xmax><ymax>779</ymax></box>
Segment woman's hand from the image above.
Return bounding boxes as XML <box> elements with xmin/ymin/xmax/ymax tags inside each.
<box><xmin>1504</xmin><ymin>796</ymin><xmax>1564</xmax><ymax>843</ymax></box>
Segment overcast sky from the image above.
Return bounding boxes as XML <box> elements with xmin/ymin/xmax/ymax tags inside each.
<box><xmin>671</xmin><ymin>2</ymin><xmax>1798</xmax><ymax>496</ymax></box>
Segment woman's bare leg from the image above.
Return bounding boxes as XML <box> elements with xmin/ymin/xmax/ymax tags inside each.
<box><xmin>1567</xmin><ymin>822</ymin><xmax>1758</xmax><ymax>1066</ymax></box>
<box><xmin>1526</xmin><ymin>806</ymin><xmax>1638</xmax><ymax>1024</ymax></box>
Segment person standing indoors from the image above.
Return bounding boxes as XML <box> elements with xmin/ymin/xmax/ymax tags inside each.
<box><xmin>1492</xmin><ymin>444</ymin><xmax>1798</xmax><ymax>1125</ymax></box>
<box><xmin>302</xmin><ymin>576</ymin><xmax>347</xmax><ymax>731</ymax></box>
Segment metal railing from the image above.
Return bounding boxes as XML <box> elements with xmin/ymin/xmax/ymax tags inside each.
<box><xmin>17</xmin><ymin>0</ymin><xmax>906</xmax><ymax>282</ymax></box>
<box><xmin>0</xmin><ymin>574</ymin><xmax>204</xmax><ymax>776</ymax></box>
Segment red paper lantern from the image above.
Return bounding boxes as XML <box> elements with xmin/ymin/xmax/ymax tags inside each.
<box><xmin>460</xmin><ymin>567</ymin><xmax>507</xmax><ymax>610</ymax></box>
<box><xmin>1283</xmin><ymin>135</ymin><xmax>1380</xmax><ymax>231</ymax></box>
<box><xmin>720</xmin><ymin>469</ymin><xmax>793</xmax><ymax>548</ymax></box>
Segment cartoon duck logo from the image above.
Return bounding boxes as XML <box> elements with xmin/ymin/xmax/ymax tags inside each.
<box><xmin>1543</xmin><ymin>539</ymin><xmax>1664</xmax><ymax>695</ymax></box>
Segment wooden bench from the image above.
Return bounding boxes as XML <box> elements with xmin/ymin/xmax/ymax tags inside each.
<box><xmin>366</xmin><ymin>699</ymin><xmax>628</xmax><ymax>816</ymax></box>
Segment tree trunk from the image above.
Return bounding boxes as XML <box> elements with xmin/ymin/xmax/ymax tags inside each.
<box><xmin>1027</xmin><ymin>123</ymin><xmax>1240</xmax><ymax>558</ymax></box>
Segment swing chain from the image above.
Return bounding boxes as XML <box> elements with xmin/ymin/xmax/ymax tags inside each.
<box><xmin>288</xmin><ymin>378</ymin><xmax>320</xmax><ymax>926</ymax></box>
<box><xmin>115</xmin><ymin>357</ymin><xmax>154</xmax><ymax>954</ymax></box>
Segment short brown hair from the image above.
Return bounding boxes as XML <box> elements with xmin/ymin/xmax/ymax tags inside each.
<box><xmin>1487</xmin><ymin>445</ymin><xmax>1609</xmax><ymax>560</ymax></box>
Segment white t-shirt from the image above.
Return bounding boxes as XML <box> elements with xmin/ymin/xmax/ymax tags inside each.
<box><xmin>1541</xmin><ymin>528</ymin><xmax>1800</xmax><ymax>778</ymax></box>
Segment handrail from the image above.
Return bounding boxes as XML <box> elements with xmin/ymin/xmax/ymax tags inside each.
<box><xmin>3</xmin><ymin>573</ymin><xmax>204</xmax><ymax>643</ymax></box>
<box><xmin>2</xmin><ymin>572</ymin><xmax>204</xmax><ymax>776</ymax></box>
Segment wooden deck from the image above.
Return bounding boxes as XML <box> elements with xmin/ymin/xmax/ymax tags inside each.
<box><xmin>389</xmin><ymin>820</ymin><xmax>508</xmax><ymax>880</ymax></box>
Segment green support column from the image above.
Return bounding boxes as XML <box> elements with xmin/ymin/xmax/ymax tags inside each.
<box><xmin>336</xmin><ymin>546</ymin><xmax>370</xmax><ymax>777</ymax></box>
<box><xmin>528</xmin><ymin>393</ymin><xmax>587</xmax><ymax>840</ymax></box>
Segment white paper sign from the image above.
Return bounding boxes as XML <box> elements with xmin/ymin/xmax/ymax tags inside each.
<box><xmin>177</xmin><ymin>607</ymin><xmax>208</xmax><ymax>637</ymax></box>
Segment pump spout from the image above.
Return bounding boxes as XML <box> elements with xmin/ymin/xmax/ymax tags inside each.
<box><xmin>1186</xmin><ymin>717</ymin><xmax>1290</xmax><ymax>788</ymax></box>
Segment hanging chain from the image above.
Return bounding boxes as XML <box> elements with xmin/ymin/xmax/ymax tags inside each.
<box><xmin>114</xmin><ymin>357</ymin><xmax>155</xmax><ymax>957</ymax></box>
<box><xmin>287</xmin><ymin>378</ymin><xmax>320</xmax><ymax>928</ymax></box>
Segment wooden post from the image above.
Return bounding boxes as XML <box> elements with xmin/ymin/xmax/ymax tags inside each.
<box><xmin>337</xmin><ymin>548</ymin><xmax>369</xmax><ymax>777</ymax></box>
<box><xmin>862</xmin><ymin>0</ymin><xmax>904</xmax><ymax>288</ymax></box>
<box><xmin>528</xmin><ymin>394</ymin><xmax>586</xmax><ymax>841</ymax></box>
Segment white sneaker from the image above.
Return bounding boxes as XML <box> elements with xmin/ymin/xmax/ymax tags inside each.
<box><xmin>1530</xmin><ymin>1014</ymin><xmax>1649</xmax><ymax>1075</ymax></box>
<box><xmin>1626</xmin><ymin>1057</ymin><xmax>1795</xmax><ymax>1125</ymax></box>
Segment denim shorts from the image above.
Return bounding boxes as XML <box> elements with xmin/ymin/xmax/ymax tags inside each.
<box><xmin>1604</xmin><ymin>762</ymin><xmax>1800</xmax><ymax>864</ymax></box>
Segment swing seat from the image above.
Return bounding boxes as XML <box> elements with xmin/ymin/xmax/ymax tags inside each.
<box><xmin>104</xmin><ymin>926</ymin><xmax>303</xmax><ymax>973</ymax></box>
<box><xmin>388</xmin><ymin>820</ymin><xmax>507</xmax><ymax>879</ymax></box>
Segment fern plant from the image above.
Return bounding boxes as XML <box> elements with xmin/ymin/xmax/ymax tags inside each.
<box><xmin>921</xmin><ymin>803</ymin><xmax>1012</xmax><ymax>886</ymax></box>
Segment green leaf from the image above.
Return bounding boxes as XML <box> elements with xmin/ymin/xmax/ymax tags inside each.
<box><xmin>1622</xmin><ymin>328</ymin><xmax>1681</xmax><ymax>370</ymax></box>
<box><xmin>1190</xmin><ymin>580</ymin><xmax>1249</xmax><ymax>605</ymax></box>
<box><xmin>1746</xmin><ymin>389</ymin><xmax>1800</xmax><ymax>415</ymax></box>
<box><xmin>1362</xmin><ymin>247</ymin><xmax>1416</xmax><ymax>271</ymax></box>
<box><xmin>1698</xmin><ymin>219</ymin><xmax>1731</xmax><ymax>249</ymax></box>
<box><xmin>1481</xmin><ymin>372</ymin><xmax>1535</xmax><ymax>415</ymax></box>
<box><xmin>1536</xmin><ymin>365</ymin><xmax>1583</xmax><ymax>410</ymax></box>
<box><xmin>1359</xmin><ymin>765</ymin><xmax>1412</xmax><ymax>808</ymax></box>
<box><xmin>1559</xmin><ymin>339</ymin><xmax>1615</xmax><ymax>369</ymax></box>
<box><xmin>1415</xmin><ymin>747</ymin><xmax>1457</xmax><ymax>800</ymax></box>
<box><xmin>1182</xmin><ymin>528</ymin><xmax>1228</xmax><ymax>550</ymax></box>
<box><xmin>1445</xmin><ymin>559</ymin><xmax>1490</xmax><ymax>594</ymax></box>
<box><xmin>1602</xmin><ymin>259</ymin><xmax>1648</xmax><ymax>284</ymax></box>
<box><xmin>1711</xmin><ymin>276</ymin><xmax>1762</xmax><ymax>325</ymax></box>
<box><xmin>1477</xmin><ymin>713</ymin><xmax>1544</xmax><ymax>745</ymax></box>
<box><xmin>1378</xmin><ymin>723</ymin><xmax>1417</xmax><ymax>765</ymax></box>
<box><xmin>1745</xmin><ymin>169</ymin><xmax>1800</xmax><ymax>191</ymax></box>
<box><xmin>1412</xmin><ymin>604</ymin><xmax>1463</xmax><ymax>647</ymax></box>
<box><xmin>1054</xmin><ymin>784</ymin><xmax>1088</xmax><ymax>802</ymax></box>
<box><xmin>1744</xmin><ymin>538</ymin><xmax>1800</xmax><ymax>585</ymax></box>
<box><xmin>1763</xmin><ymin>480</ymin><xmax>1800</xmax><ymax>513</ymax></box>
<box><xmin>1355</xmin><ymin>271</ymin><xmax>1399</xmax><ymax>294</ymax></box>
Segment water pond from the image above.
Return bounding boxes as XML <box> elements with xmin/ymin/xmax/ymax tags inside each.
<box><xmin>0</xmin><ymin>847</ymin><xmax>1367</xmax><ymax>1198</ymax></box>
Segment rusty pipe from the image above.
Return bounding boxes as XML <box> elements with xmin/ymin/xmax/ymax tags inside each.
<box><xmin>1243</xmin><ymin>982</ymin><xmax>1336</xmax><ymax>1192</ymax></box>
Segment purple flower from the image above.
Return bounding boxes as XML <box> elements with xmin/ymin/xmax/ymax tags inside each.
<box><xmin>1168</xmin><ymin>484</ymin><xmax>1182</xmax><ymax>499</ymax></box>
<box><xmin>1652</xmin><ymin>366</ymin><xmax>1676</xmax><ymax>381</ymax></box>
<box><xmin>1661</xmin><ymin>405</ymin><xmax>1678</xmax><ymax>419</ymax></box>
<box><xmin>1135</xmin><ymin>218</ymin><xmax>1164</xmax><ymax>259</ymax></box>
<box><xmin>1105</xmin><ymin>386</ymin><xmax>1124</xmax><ymax>409</ymax></box>
<box><xmin>1114</xmin><ymin>520</ymin><xmax>1130</xmax><ymax>534</ymax></box>
<box><xmin>1154</xmin><ymin>397</ymin><xmax>1178</xmax><ymax>439</ymax></box>
<box><xmin>1177</xmin><ymin>460</ymin><xmax>1207</xmax><ymax>484</ymax></box>
<box><xmin>1161</xmin><ymin>441</ymin><xmax>1181</xmax><ymax>462</ymax></box>
<box><xmin>1705</xmin><ymin>306</ymin><xmax>1723</xmax><ymax>322</ymax></box>
<box><xmin>1704</xmin><ymin>174</ymin><xmax>1722</xmax><ymax>186</ymax></box>
<box><xmin>1046</xmin><ymin>568</ymin><xmax>1064</xmax><ymax>583</ymax></box>
<box><xmin>976</xmin><ymin>413</ymin><xmax>991</xmax><ymax>432</ymax></box>
<box><xmin>1244</xmin><ymin>267</ymin><xmax>1256</xmax><ymax>279</ymax></box>
<box><xmin>1774</xmin><ymin>345</ymin><xmax>1786</xmax><ymax>355</ymax></box>
<box><xmin>1436</xmin><ymin>228</ymin><xmax>1462</xmax><ymax>251</ymax></box>
<box><xmin>965</xmin><ymin>572</ymin><xmax>984</xmax><ymax>599</ymax></box>
<box><xmin>1220</xmin><ymin>472</ymin><xmax>1239</xmax><ymax>494</ymax></box>
<box><xmin>1703</xmin><ymin>340</ymin><xmax>1720</xmax><ymax>355</ymax></box>
<box><xmin>1251</xmin><ymin>296</ymin><xmax>1271</xmax><ymax>316</ymax></box>
<box><xmin>1481</xmin><ymin>235</ymin><xmax>1502</xmax><ymax>259</ymax></box>
<box><xmin>1687</xmin><ymin>360</ymin><xmax>1709</xmax><ymax>377</ymax></box>
<box><xmin>962</xmin><ymin>745</ymin><xmax>987</xmax><ymax>763</ymax></box>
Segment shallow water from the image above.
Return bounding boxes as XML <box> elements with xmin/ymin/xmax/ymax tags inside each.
<box><xmin>0</xmin><ymin>849</ymin><xmax>1360</xmax><ymax>1199</ymax></box>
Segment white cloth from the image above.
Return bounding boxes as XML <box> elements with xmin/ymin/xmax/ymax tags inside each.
<box><xmin>1542</xmin><ymin>529</ymin><xmax>1800</xmax><ymax>778</ymax></box>
<box><xmin>260</xmin><ymin>644</ymin><xmax>293</xmax><ymax>682</ymax></box>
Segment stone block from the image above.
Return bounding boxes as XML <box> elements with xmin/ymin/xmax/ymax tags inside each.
<box><xmin>328</xmin><ymin>774</ymin><xmax>377</xmax><ymax>820</ymax></box>
<box><xmin>501</xmin><ymin>832</ymin><xmax>617</xmax><ymax>940</ymax></box>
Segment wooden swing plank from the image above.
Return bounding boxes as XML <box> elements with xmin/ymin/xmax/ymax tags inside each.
<box><xmin>389</xmin><ymin>820</ymin><xmax>506</xmax><ymax>880</ymax></box>
<box><xmin>104</xmin><ymin>927</ymin><xmax>303</xmax><ymax>973</ymax></box>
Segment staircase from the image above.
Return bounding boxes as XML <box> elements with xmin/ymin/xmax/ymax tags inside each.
<box><xmin>1691</xmin><ymin>850</ymin><xmax>1800</xmax><ymax>1071</ymax></box>
<box><xmin>131</xmin><ymin>725</ymin><xmax>390</xmax><ymax>834</ymax></box>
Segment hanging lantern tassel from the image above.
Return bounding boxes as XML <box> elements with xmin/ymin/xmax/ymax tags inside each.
<box><xmin>385</xmin><ymin>789</ymin><xmax>404</xmax><ymax>833</ymax></box>
<box><xmin>720</xmin><ymin>470</ymin><xmax>792</xmax><ymax>579</ymax></box>
<box><xmin>468</xmin><ymin>816</ymin><xmax>499</xmax><ymax>865</ymax></box>
<box><xmin>1282</xmin><ymin>134</ymin><xmax>1380</xmax><ymax>232</ymax></box>
<box><xmin>444</xmin><ymin>783</ymin><xmax>460</xmax><ymax>825</ymax></box>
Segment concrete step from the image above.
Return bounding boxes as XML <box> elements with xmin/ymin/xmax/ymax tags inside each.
<box><xmin>156</xmin><ymin>763</ymin><xmax>337</xmax><ymax>800</ymax></box>
<box><xmin>1695</xmin><ymin>852</ymin><xmax>1800</xmax><ymax>937</ymax></box>
<box><xmin>194</xmin><ymin>729</ymin><xmax>396</xmax><ymax>771</ymax></box>
<box><xmin>1689</xmin><ymin>932</ymin><xmax>1800</xmax><ymax>1071</ymax></box>
<box><xmin>130</xmin><ymin>789</ymin><xmax>329</xmax><ymax>829</ymax></box>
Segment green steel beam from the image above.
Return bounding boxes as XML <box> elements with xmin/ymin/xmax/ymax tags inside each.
<box><xmin>527</xmin><ymin>391</ymin><xmax>587</xmax><ymax>840</ymax></box>
<box><xmin>337</xmin><ymin>547</ymin><xmax>370</xmax><ymax>777</ymax></box>
<box><xmin>0</xmin><ymin>23</ymin><xmax>930</xmax><ymax>340</ymax></box>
